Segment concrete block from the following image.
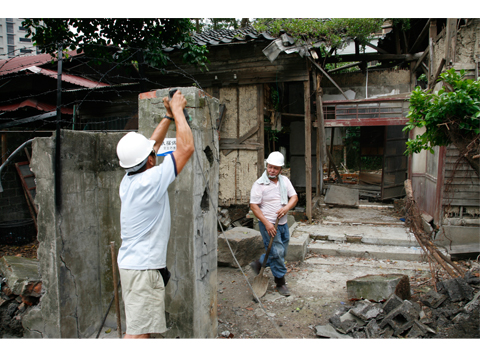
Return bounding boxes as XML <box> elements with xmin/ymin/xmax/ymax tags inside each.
<box><xmin>420</xmin><ymin>290</ymin><xmax>448</xmax><ymax>309</ymax></box>
<box><xmin>325</xmin><ymin>185</ymin><xmax>359</xmax><ymax>207</ymax></box>
<box><xmin>347</xmin><ymin>274</ymin><xmax>411</xmax><ymax>302</ymax></box>
<box><xmin>329</xmin><ymin>314</ymin><xmax>357</xmax><ymax>334</ymax></box>
<box><xmin>217</xmin><ymin>227</ymin><xmax>264</xmax><ymax>267</ymax></box>
<box><xmin>340</xmin><ymin>309</ymin><xmax>366</xmax><ymax>326</ymax></box>
<box><xmin>315</xmin><ymin>323</ymin><xmax>353</xmax><ymax>339</ymax></box>
<box><xmin>382</xmin><ymin>294</ymin><xmax>404</xmax><ymax>314</ymax></box>
<box><xmin>365</xmin><ymin>319</ymin><xmax>381</xmax><ymax>338</ymax></box>
<box><xmin>0</xmin><ymin>256</ymin><xmax>41</xmax><ymax>297</ymax></box>
<box><xmin>437</xmin><ymin>277</ymin><xmax>474</xmax><ymax>302</ymax></box>
<box><xmin>350</xmin><ymin>300</ymin><xmax>384</xmax><ymax>321</ymax></box>
<box><xmin>405</xmin><ymin>320</ymin><xmax>428</xmax><ymax>338</ymax></box>
<box><xmin>380</xmin><ymin>300</ymin><xmax>419</xmax><ymax>335</ymax></box>
<box><xmin>286</xmin><ymin>233</ymin><xmax>309</xmax><ymax>262</ymax></box>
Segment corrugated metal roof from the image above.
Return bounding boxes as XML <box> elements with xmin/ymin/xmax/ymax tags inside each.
<box><xmin>26</xmin><ymin>66</ymin><xmax>110</xmax><ymax>88</ymax></box>
<box><xmin>0</xmin><ymin>50</ymin><xmax>80</xmax><ymax>76</ymax></box>
<box><xmin>0</xmin><ymin>98</ymin><xmax>73</xmax><ymax>114</ymax></box>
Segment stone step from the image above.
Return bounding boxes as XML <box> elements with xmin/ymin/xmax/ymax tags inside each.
<box><xmin>293</xmin><ymin>224</ymin><xmax>417</xmax><ymax>247</ymax></box>
<box><xmin>307</xmin><ymin>241</ymin><xmax>433</xmax><ymax>262</ymax></box>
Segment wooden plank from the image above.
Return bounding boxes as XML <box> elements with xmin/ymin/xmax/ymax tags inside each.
<box><xmin>309</xmin><ymin>58</ymin><xmax>349</xmax><ymax>100</ymax></box>
<box><xmin>314</xmin><ymin>69</ymin><xmax>326</xmax><ymax>195</ymax></box>
<box><xmin>429</xmin><ymin>58</ymin><xmax>446</xmax><ymax>89</ymax></box>
<box><xmin>413</xmin><ymin>46</ymin><xmax>429</xmax><ymax>72</ymax></box>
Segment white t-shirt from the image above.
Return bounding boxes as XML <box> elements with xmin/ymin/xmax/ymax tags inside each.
<box><xmin>250</xmin><ymin>175</ymin><xmax>297</xmax><ymax>225</ymax></box>
<box><xmin>117</xmin><ymin>154</ymin><xmax>177</xmax><ymax>270</ymax></box>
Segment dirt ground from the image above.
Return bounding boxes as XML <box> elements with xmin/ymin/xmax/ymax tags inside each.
<box><xmin>216</xmin><ymin>253</ymin><xmax>479</xmax><ymax>339</ymax></box>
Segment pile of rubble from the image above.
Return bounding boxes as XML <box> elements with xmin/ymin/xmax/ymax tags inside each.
<box><xmin>316</xmin><ymin>271</ymin><xmax>480</xmax><ymax>338</ymax></box>
<box><xmin>0</xmin><ymin>256</ymin><xmax>41</xmax><ymax>338</ymax></box>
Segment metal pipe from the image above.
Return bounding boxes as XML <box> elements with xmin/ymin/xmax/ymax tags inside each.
<box><xmin>0</xmin><ymin>139</ymin><xmax>33</xmax><ymax>192</ymax></box>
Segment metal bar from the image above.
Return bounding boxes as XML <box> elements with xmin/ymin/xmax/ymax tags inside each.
<box><xmin>0</xmin><ymin>139</ymin><xmax>33</xmax><ymax>192</ymax></box>
<box><xmin>55</xmin><ymin>44</ymin><xmax>63</xmax><ymax>210</ymax></box>
<box><xmin>0</xmin><ymin>111</ymin><xmax>57</xmax><ymax>130</ymax></box>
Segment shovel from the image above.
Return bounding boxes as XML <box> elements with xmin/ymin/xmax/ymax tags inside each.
<box><xmin>252</xmin><ymin>218</ymin><xmax>279</xmax><ymax>299</ymax></box>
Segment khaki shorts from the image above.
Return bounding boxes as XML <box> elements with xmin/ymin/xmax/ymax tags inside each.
<box><xmin>119</xmin><ymin>268</ymin><xmax>167</xmax><ymax>335</ymax></box>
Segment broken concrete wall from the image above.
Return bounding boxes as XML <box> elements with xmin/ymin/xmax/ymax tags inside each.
<box><xmin>321</xmin><ymin>69</ymin><xmax>412</xmax><ymax>99</ymax></box>
<box><xmin>433</xmin><ymin>19</ymin><xmax>480</xmax><ymax>78</ymax></box>
<box><xmin>214</xmin><ymin>85</ymin><xmax>261</xmax><ymax>206</ymax></box>
<box><xmin>138</xmin><ymin>87</ymin><xmax>219</xmax><ymax>338</ymax></box>
<box><xmin>23</xmin><ymin>130</ymin><xmax>125</xmax><ymax>338</ymax></box>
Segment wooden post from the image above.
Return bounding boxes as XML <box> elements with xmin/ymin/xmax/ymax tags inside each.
<box><xmin>1</xmin><ymin>132</ymin><xmax>6</xmax><ymax>164</ymax></box>
<box><xmin>110</xmin><ymin>242</ymin><xmax>122</xmax><ymax>338</ymax></box>
<box><xmin>428</xmin><ymin>20</ymin><xmax>437</xmax><ymax>87</ymax></box>
<box><xmin>304</xmin><ymin>63</ymin><xmax>312</xmax><ymax>222</ymax></box>
<box><xmin>445</xmin><ymin>19</ymin><xmax>457</xmax><ymax>68</ymax></box>
<box><xmin>257</xmin><ymin>84</ymin><xmax>265</xmax><ymax>178</ymax></box>
<box><xmin>314</xmin><ymin>70</ymin><xmax>326</xmax><ymax>195</ymax></box>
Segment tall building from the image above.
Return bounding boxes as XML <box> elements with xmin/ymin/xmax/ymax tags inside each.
<box><xmin>0</xmin><ymin>18</ymin><xmax>39</xmax><ymax>59</ymax></box>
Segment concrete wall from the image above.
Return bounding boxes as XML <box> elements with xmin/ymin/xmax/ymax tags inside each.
<box><xmin>321</xmin><ymin>69</ymin><xmax>412</xmax><ymax>99</ymax></box>
<box><xmin>23</xmin><ymin>130</ymin><xmax>125</xmax><ymax>338</ymax></box>
<box><xmin>213</xmin><ymin>85</ymin><xmax>261</xmax><ymax>206</ymax></box>
<box><xmin>138</xmin><ymin>87</ymin><xmax>219</xmax><ymax>338</ymax></box>
<box><xmin>22</xmin><ymin>87</ymin><xmax>219</xmax><ymax>338</ymax></box>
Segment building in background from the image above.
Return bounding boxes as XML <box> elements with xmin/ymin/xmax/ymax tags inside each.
<box><xmin>0</xmin><ymin>18</ymin><xmax>39</xmax><ymax>59</ymax></box>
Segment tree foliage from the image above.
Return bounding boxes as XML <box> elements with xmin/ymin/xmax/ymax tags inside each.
<box><xmin>22</xmin><ymin>18</ymin><xmax>209</xmax><ymax>69</ymax></box>
<box><xmin>192</xmin><ymin>18</ymin><xmax>250</xmax><ymax>32</ymax></box>
<box><xmin>253</xmin><ymin>18</ymin><xmax>384</xmax><ymax>50</ymax></box>
<box><xmin>404</xmin><ymin>69</ymin><xmax>480</xmax><ymax>175</ymax></box>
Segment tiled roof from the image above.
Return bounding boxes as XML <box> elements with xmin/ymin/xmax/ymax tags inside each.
<box><xmin>164</xmin><ymin>26</ymin><xmax>276</xmax><ymax>51</ymax></box>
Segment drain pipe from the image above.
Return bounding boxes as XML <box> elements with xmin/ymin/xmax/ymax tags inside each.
<box><xmin>0</xmin><ymin>139</ymin><xmax>33</xmax><ymax>192</ymax></box>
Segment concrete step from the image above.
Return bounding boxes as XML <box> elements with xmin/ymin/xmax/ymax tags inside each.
<box><xmin>307</xmin><ymin>241</ymin><xmax>429</xmax><ymax>262</ymax></box>
<box><xmin>293</xmin><ymin>224</ymin><xmax>417</xmax><ymax>247</ymax></box>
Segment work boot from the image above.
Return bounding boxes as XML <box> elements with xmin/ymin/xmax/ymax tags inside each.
<box><xmin>250</xmin><ymin>260</ymin><xmax>261</xmax><ymax>275</ymax></box>
<box><xmin>276</xmin><ymin>284</ymin><xmax>291</xmax><ymax>297</ymax></box>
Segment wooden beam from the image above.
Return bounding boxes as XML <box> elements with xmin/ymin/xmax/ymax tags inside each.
<box><xmin>413</xmin><ymin>46</ymin><xmax>429</xmax><ymax>72</ymax></box>
<box><xmin>429</xmin><ymin>58</ymin><xmax>446</xmax><ymax>90</ymax></box>
<box><xmin>257</xmin><ymin>84</ymin><xmax>265</xmax><ymax>178</ymax></box>
<box><xmin>324</xmin><ymin>52</ymin><xmax>423</xmax><ymax>64</ymax></box>
<box><xmin>365</xmin><ymin>42</ymin><xmax>389</xmax><ymax>54</ymax></box>
<box><xmin>445</xmin><ymin>19</ymin><xmax>457</xmax><ymax>68</ymax></box>
<box><xmin>327</xmin><ymin>61</ymin><xmax>362</xmax><ymax>73</ymax></box>
<box><xmin>309</xmin><ymin>58</ymin><xmax>349</xmax><ymax>100</ymax></box>
<box><xmin>304</xmin><ymin>63</ymin><xmax>312</xmax><ymax>222</ymax></box>
<box><xmin>428</xmin><ymin>20</ymin><xmax>437</xmax><ymax>86</ymax></box>
<box><xmin>409</xmin><ymin>19</ymin><xmax>431</xmax><ymax>53</ymax></box>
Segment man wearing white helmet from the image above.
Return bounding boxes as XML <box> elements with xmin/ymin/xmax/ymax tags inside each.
<box><xmin>115</xmin><ymin>90</ymin><xmax>194</xmax><ymax>338</ymax></box>
<box><xmin>250</xmin><ymin>151</ymin><xmax>298</xmax><ymax>296</ymax></box>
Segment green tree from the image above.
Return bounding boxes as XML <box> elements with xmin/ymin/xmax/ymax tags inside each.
<box><xmin>192</xmin><ymin>18</ymin><xmax>250</xmax><ymax>33</ymax></box>
<box><xmin>253</xmin><ymin>18</ymin><xmax>384</xmax><ymax>50</ymax></box>
<box><xmin>404</xmin><ymin>69</ymin><xmax>480</xmax><ymax>176</ymax></box>
<box><xmin>22</xmin><ymin>18</ymin><xmax>209</xmax><ymax>69</ymax></box>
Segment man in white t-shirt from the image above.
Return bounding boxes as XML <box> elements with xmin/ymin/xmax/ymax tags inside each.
<box><xmin>250</xmin><ymin>151</ymin><xmax>298</xmax><ymax>296</ymax></box>
<box><xmin>115</xmin><ymin>90</ymin><xmax>194</xmax><ymax>338</ymax></box>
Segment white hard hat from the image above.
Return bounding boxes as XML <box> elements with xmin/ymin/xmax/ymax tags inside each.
<box><xmin>266</xmin><ymin>151</ymin><xmax>284</xmax><ymax>167</ymax></box>
<box><xmin>116</xmin><ymin>132</ymin><xmax>156</xmax><ymax>169</ymax></box>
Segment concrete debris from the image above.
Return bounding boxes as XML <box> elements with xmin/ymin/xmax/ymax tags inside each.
<box><xmin>436</xmin><ymin>277</ymin><xmax>474</xmax><ymax>302</ymax></box>
<box><xmin>217</xmin><ymin>227</ymin><xmax>264</xmax><ymax>267</ymax></box>
<box><xmin>315</xmin><ymin>323</ymin><xmax>353</xmax><ymax>339</ymax></box>
<box><xmin>421</xmin><ymin>289</ymin><xmax>448</xmax><ymax>308</ymax></box>
<box><xmin>324</xmin><ymin>185</ymin><xmax>359</xmax><ymax>208</ymax></box>
<box><xmin>346</xmin><ymin>273</ymin><xmax>411</xmax><ymax>302</ymax></box>
<box><xmin>320</xmin><ymin>273</ymin><xmax>478</xmax><ymax>338</ymax></box>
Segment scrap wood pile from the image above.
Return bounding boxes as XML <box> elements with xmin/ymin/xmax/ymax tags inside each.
<box><xmin>404</xmin><ymin>180</ymin><xmax>464</xmax><ymax>287</ymax></box>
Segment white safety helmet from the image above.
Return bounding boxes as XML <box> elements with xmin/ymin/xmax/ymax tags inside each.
<box><xmin>116</xmin><ymin>132</ymin><xmax>156</xmax><ymax>169</ymax></box>
<box><xmin>266</xmin><ymin>151</ymin><xmax>284</xmax><ymax>167</ymax></box>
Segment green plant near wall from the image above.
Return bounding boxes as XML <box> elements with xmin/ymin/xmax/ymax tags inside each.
<box><xmin>403</xmin><ymin>69</ymin><xmax>480</xmax><ymax>176</ymax></box>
